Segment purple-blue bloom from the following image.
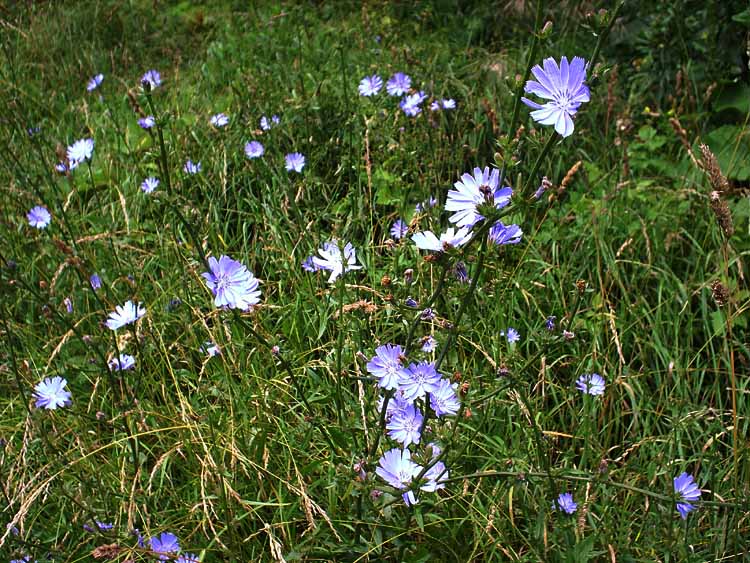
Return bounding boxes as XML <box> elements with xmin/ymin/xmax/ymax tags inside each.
<box><xmin>386</xmin><ymin>403</ymin><xmax>424</xmax><ymax>446</ymax></box>
<box><xmin>430</xmin><ymin>378</ymin><xmax>460</xmax><ymax>417</ymax></box>
<box><xmin>375</xmin><ymin>448</ymin><xmax>423</xmax><ymax>499</ymax></box>
<box><xmin>138</xmin><ymin>116</ymin><xmax>156</xmax><ymax>129</ymax></box>
<box><xmin>301</xmin><ymin>255</ymin><xmax>320</xmax><ymax>272</ymax></box>
<box><xmin>386</xmin><ymin>72</ymin><xmax>411</xmax><ymax>96</ymax></box>
<box><xmin>545</xmin><ymin>315</ymin><xmax>556</xmax><ymax>331</ymax></box>
<box><xmin>441</xmin><ymin>99</ymin><xmax>456</xmax><ymax>109</ymax></box>
<box><xmin>312</xmin><ymin>240</ymin><xmax>363</xmax><ymax>283</ymax></box>
<box><xmin>521</xmin><ymin>56</ymin><xmax>590</xmax><ymax>138</ymax></box>
<box><xmin>244</xmin><ymin>141</ymin><xmax>264</xmax><ymax>159</ymax></box>
<box><xmin>260</xmin><ymin>116</ymin><xmax>271</xmax><ymax>131</ymax></box>
<box><xmin>400</xmin><ymin>91</ymin><xmax>427</xmax><ymax>116</ymax></box>
<box><xmin>33</xmin><ymin>376</ymin><xmax>72</xmax><ymax>410</ymax></box>
<box><xmin>285</xmin><ymin>152</ymin><xmax>305</xmax><ymax>173</ymax></box>
<box><xmin>454</xmin><ymin>261</ymin><xmax>470</xmax><ymax>284</ymax></box>
<box><xmin>109</xmin><ymin>354</ymin><xmax>136</xmax><ymax>371</ymax></box>
<box><xmin>422</xmin><ymin>460</ymin><xmax>449</xmax><ymax>492</ymax></box>
<box><xmin>377</xmin><ymin>393</ymin><xmax>410</xmax><ymax>421</ymax></box>
<box><xmin>367</xmin><ymin>344</ymin><xmax>408</xmax><ymax>390</ymax></box>
<box><xmin>553</xmin><ymin>492</ymin><xmax>577</xmax><ymax>514</ymax></box>
<box><xmin>400</xmin><ymin>361</ymin><xmax>442</xmax><ymax>401</ymax></box>
<box><xmin>201</xmin><ymin>341</ymin><xmax>221</xmax><ymax>358</ymax></box>
<box><xmin>674</xmin><ymin>472</ymin><xmax>701</xmax><ymax>519</ymax></box>
<box><xmin>66</xmin><ymin>138</ymin><xmax>94</xmax><ymax>169</ymax></box>
<box><xmin>446</xmin><ymin>166</ymin><xmax>513</xmax><ymax>228</ymax></box>
<box><xmin>488</xmin><ymin>221</ymin><xmax>523</xmax><ymax>245</ymax></box>
<box><xmin>27</xmin><ymin>205</ymin><xmax>51</xmax><ymax>229</ymax></box>
<box><xmin>201</xmin><ymin>255</ymin><xmax>261</xmax><ymax>310</ymax></box>
<box><xmin>390</xmin><ymin>219</ymin><xmax>408</xmax><ymax>240</ymax></box>
<box><xmin>503</xmin><ymin>328</ymin><xmax>520</xmax><ymax>344</ymax></box>
<box><xmin>358</xmin><ymin>74</ymin><xmax>383</xmax><ymax>96</ymax></box>
<box><xmin>150</xmin><ymin>532</ymin><xmax>180</xmax><ymax>560</ymax></box>
<box><xmin>576</xmin><ymin>373</ymin><xmax>605</xmax><ymax>396</ymax></box>
<box><xmin>106</xmin><ymin>301</ymin><xmax>146</xmax><ymax>330</ymax></box>
<box><xmin>421</xmin><ymin>335</ymin><xmax>437</xmax><ymax>353</ymax></box>
<box><xmin>90</xmin><ymin>273</ymin><xmax>102</xmax><ymax>291</ymax></box>
<box><xmin>177</xmin><ymin>554</ymin><xmax>202</xmax><ymax>563</ymax></box>
<box><xmin>141</xmin><ymin>177</ymin><xmax>159</xmax><ymax>193</ymax></box>
<box><xmin>141</xmin><ymin>69</ymin><xmax>162</xmax><ymax>90</ymax></box>
<box><xmin>63</xmin><ymin>297</ymin><xmax>73</xmax><ymax>313</ymax></box>
<box><xmin>184</xmin><ymin>160</ymin><xmax>201</xmax><ymax>175</ymax></box>
<box><xmin>412</xmin><ymin>227</ymin><xmax>472</xmax><ymax>252</ymax></box>
<box><xmin>415</xmin><ymin>196</ymin><xmax>438</xmax><ymax>213</ymax></box>
<box><xmin>210</xmin><ymin>113</ymin><xmax>229</xmax><ymax>127</ymax></box>
<box><xmin>87</xmin><ymin>73</ymin><xmax>104</xmax><ymax>92</ymax></box>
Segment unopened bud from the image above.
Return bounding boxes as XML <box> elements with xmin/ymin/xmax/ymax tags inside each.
<box><xmin>540</xmin><ymin>21</ymin><xmax>553</xmax><ymax>37</ymax></box>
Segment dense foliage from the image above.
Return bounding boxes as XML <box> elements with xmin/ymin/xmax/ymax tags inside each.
<box><xmin>1</xmin><ymin>1</ymin><xmax>748</xmax><ymax>561</ymax></box>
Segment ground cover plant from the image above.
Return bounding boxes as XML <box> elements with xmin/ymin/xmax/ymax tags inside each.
<box><xmin>1</xmin><ymin>1</ymin><xmax>750</xmax><ymax>561</ymax></box>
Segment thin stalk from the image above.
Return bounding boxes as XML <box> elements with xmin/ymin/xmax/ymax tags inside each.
<box><xmin>522</xmin><ymin>131</ymin><xmax>558</xmax><ymax>199</ymax></box>
<box><xmin>403</xmin><ymin>262</ymin><xmax>450</xmax><ymax>356</ymax></box>
<box><xmin>233</xmin><ymin>313</ymin><xmax>341</xmax><ymax>457</ymax></box>
<box><xmin>435</xmin><ymin>232</ymin><xmax>489</xmax><ymax>371</ymax></box>
<box><xmin>334</xmin><ymin>273</ymin><xmax>346</xmax><ymax>426</ymax></box>
<box><xmin>506</xmin><ymin>0</ymin><xmax>545</xmax><ymax>143</ymax></box>
<box><xmin>144</xmin><ymin>92</ymin><xmax>172</xmax><ymax>195</ymax></box>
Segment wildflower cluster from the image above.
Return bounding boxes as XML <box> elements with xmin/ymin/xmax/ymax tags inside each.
<box><xmin>358</xmin><ymin>71</ymin><xmax>456</xmax><ymax>117</ymax></box>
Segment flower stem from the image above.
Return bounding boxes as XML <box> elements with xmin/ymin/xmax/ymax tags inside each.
<box><xmin>435</xmin><ymin>232</ymin><xmax>489</xmax><ymax>372</ymax></box>
<box><xmin>334</xmin><ymin>273</ymin><xmax>346</xmax><ymax>426</ymax></box>
<box><xmin>522</xmin><ymin>131</ymin><xmax>558</xmax><ymax>200</ymax></box>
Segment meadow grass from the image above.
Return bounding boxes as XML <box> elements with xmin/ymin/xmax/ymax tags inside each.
<box><xmin>1</xmin><ymin>1</ymin><xmax>749</xmax><ymax>561</ymax></box>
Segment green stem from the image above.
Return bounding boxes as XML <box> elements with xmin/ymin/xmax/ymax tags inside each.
<box><xmin>403</xmin><ymin>262</ymin><xmax>450</xmax><ymax>356</ymax></box>
<box><xmin>522</xmin><ymin>131</ymin><xmax>558</xmax><ymax>200</ymax></box>
<box><xmin>435</xmin><ymin>232</ymin><xmax>490</xmax><ymax>372</ymax></box>
<box><xmin>233</xmin><ymin>313</ymin><xmax>341</xmax><ymax>456</ymax></box>
<box><xmin>506</xmin><ymin>0</ymin><xmax>545</xmax><ymax>144</ymax></box>
<box><xmin>334</xmin><ymin>272</ymin><xmax>346</xmax><ymax>426</ymax></box>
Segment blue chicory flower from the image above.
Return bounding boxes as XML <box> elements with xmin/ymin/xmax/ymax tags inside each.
<box><xmin>521</xmin><ymin>56</ymin><xmax>590</xmax><ymax>137</ymax></box>
<box><xmin>27</xmin><ymin>205</ymin><xmax>51</xmax><ymax>229</ymax></box>
<box><xmin>358</xmin><ymin>74</ymin><xmax>383</xmax><ymax>96</ymax></box>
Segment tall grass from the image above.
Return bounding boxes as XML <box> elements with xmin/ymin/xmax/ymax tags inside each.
<box><xmin>1</xmin><ymin>1</ymin><xmax>748</xmax><ymax>561</ymax></box>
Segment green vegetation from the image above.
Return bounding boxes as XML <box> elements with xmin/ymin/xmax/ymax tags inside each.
<box><xmin>1</xmin><ymin>1</ymin><xmax>748</xmax><ymax>561</ymax></box>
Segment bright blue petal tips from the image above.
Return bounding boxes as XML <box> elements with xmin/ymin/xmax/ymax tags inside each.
<box><xmin>184</xmin><ymin>160</ymin><xmax>201</xmax><ymax>174</ymax></box>
<box><xmin>312</xmin><ymin>240</ymin><xmax>363</xmax><ymax>283</ymax></box>
<box><xmin>358</xmin><ymin>74</ymin><xmax>383</xmax><ymax>96</ymax></box>
<box><xmin>674</xmin><ymin>472</ymin><xmax>701</xmax><ymax>518</ymax></box>
<box><xmin>390</xmin><ymin>219</ymin><xmax>408</xmax><ymax>240</ymax></box>
<box><xmin>87</xmin><ymin>73</ymin><xmax>103</xmax><ymax>92</ymax></box>
<box><xmin>523</xmin><ymin>56</ymin><xmax>589</xmax><ymax>137</ymax></box>
<box><xmin>141</xmin><ymin>177</ymin><xmax>160</xmax><ymax>193</ymax></box>
<box><xmin>244</xmin><ymin>141</ymin><xmax>264</xmax><ymax>159</ymax></box>
<box><xmin>386</xmin><ymin>72</ymin><xmax>411</xmax><ymax>96</ymax></box>
<box><xmin>27</xmin><ymin>205</ymin><xmax>51</xmax><ymax>229</ymax></box>
<box><xmin>141</xmin><ymin>69</ymin><xmax>162</xmax><ymax>90</ymax></box>
<box><xmin>553</xmin><ymin>492</ymin><xmax>577</xmax><ymax>514</ymax></box>
<box><xmin>576</xmin><ymin>373</ymin><xmax>605</xmax><ymax>396</ymax></box>
<box><xmin>150</xmin><ymin>532</ymin><xmax>180</xmax><ymax>560</ymax></box>
<box><xmin>285</xmin><ymin>152</ymin><xmax>305</xmax><ymax>172</ymax></box>
<box><xmin>33</xmin><ymin>376</ymin><xmax>72</xmax><ymax>410</ymax></box>
<box><xmin>106</xmin><ymin>301</ymin><xmax>146</xmax><ymax>330</ymax></box>
<box><xmin>201</xmin><ymin>255</ymin><xmax>261</xmax><ymax>310</ymax></box>
<box><xmin>446</xmin><ymin>166</ymin><xmax>512</xmax><ymax>228</ymax></box>
<box><xmin>66</xmin><ymin>138</ymin><xmax>94</xmax><ymax>169</ymax></box>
